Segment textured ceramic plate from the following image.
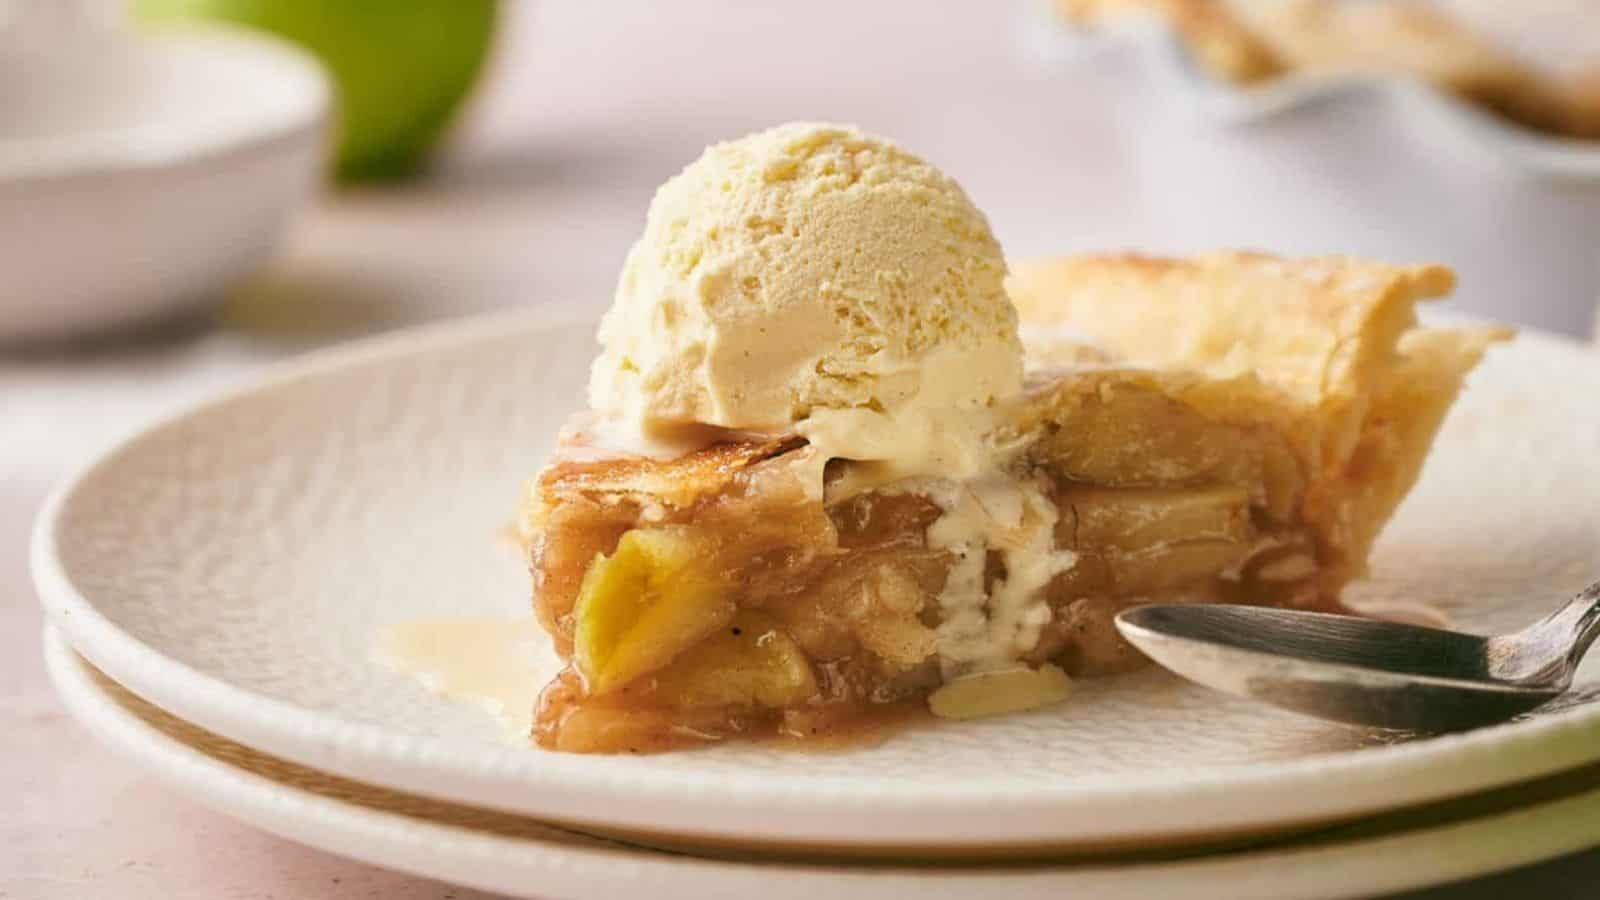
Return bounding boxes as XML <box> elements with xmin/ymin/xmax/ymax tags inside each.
<box><xmin>44</xmin><ymin>628</ymin><xmax>1600</xmax><ymax>900</ymax></box>
<box><xmin>33</xmin><ymin>309</ymin><xmax>1600</xmax><ymax>854</ymax></box>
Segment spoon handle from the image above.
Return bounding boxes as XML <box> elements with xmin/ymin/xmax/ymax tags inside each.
<box><xmin>1554</xmin><ymin>581</ymin><xmax>1600</xmax><ymax>669</ymax></box>
<box><xmin>1507</xmin><ymin>581</ymin><xmax>1600</xmax><ymax>683</ymax></box>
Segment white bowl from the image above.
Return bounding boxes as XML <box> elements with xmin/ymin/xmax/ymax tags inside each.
<box><xmin>1025</xmin><ymin>12</ymin><xmax>1600</xmax><ymax>339</ymax></box>
<box><xmin>0</xmin><ymin>23</ymin><xmax>329</xmax><ymax>343</ymax></box>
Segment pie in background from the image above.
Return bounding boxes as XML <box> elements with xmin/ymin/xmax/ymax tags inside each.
<box><xmin>1056</xmin><ymin>0</ymin><xmax>1600</xmax><ymax>140</ymax></box>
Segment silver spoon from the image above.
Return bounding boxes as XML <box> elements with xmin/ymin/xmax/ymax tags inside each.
<box><xmin>1114</xmin><ymin>581</ymin><xmax>1600</xmax><ymax>732</ymax></box>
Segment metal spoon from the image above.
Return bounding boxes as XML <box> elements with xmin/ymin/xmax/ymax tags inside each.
<box><xmin>1114</xmin><ymin>581</ymin><xmax>1600</xmax><ymax>732</ymax></box>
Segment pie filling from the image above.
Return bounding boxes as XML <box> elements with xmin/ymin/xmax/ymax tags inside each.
<box><xmin>528</xmin><ymin>372</ymin><xmax>1331</xmax><ymax>754</ymax></box>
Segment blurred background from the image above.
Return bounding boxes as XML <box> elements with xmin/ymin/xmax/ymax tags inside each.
<box><xmin>8</xmin><ymin>0</ymin><xmax>1600</xmax><ymax>353</ymax></box>
<box><xmin>5</xmin><ymin>1</ymin><xmax>1600</xmax><ymax>896</ymax></box>
<box><xmin>128</xmin><ymin>1</ymin><xmax>1600</xmax><ymax>335</ymax></box>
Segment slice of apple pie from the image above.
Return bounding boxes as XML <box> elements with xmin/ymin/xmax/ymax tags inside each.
<box><xmin>520</xmin><ymin>251</ymin><xmax>1507</xmax><ymax>753</ymax></box>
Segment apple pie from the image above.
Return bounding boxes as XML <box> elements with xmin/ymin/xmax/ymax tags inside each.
<box><xmin>519</xmin><ymin>252</ymin><xmax>1507</xmax><ymax>753</ymax></box>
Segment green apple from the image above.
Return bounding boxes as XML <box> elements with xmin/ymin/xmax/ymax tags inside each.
<box><xmin>135</xmin><ymin>0</ymin><xmax>498</xmax><ymax>180</ymax></box>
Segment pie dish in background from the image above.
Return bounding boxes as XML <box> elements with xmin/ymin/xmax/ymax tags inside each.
<box><xmin>1026</xmin><ymin>3</ymin><xmax>1600</xmax><ymax>339</ymax></box>
<box><xmin>1055</xmin><ymin>0</ymin><xmax>1600</xmax><ymax>141</ymax></box>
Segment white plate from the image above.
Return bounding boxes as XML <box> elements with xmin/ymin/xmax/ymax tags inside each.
<box><xmin>44</xmin><ymin>625</ymin><xmax>1600</xmax><ymax>900</ymax></box>
<box><xmin>32</xmin><ymin>309</ymin><xmax>1600</xmax><ymax>853</ymax></box>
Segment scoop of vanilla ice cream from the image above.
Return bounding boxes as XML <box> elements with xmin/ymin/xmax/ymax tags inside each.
<box><xmin>588</xmin><ymin>123</ymin><xmax>1023</xmax><ymax>465</ymax></box>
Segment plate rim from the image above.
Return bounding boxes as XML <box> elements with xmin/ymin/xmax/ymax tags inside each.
<box><xmin>43</xmin><ymin>624</ymin><xmax>1600</xmax><ymax>900</ymax></box>
<box><xmin>32</xmin><ymin>307</ymin><xmax>1600</xmax><ymax>848</ymax></box>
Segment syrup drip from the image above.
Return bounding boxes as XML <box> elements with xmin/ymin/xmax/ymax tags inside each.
<box><xmin>371</xmin><ymin>617</ymin><xmax>556</xmax><ymax>740</ymax></box>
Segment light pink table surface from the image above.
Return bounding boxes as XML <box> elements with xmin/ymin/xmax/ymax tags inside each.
<box><xmin>6</xmin><ymin>2</ymin><xmax>1598</xmax><ymax>897</ymax></box>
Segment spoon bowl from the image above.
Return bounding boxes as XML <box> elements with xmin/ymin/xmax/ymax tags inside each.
<box><xmin>1115</xmin><ymin>581</ymin><xmax>1600</xmax><ymax>732</ymax></box>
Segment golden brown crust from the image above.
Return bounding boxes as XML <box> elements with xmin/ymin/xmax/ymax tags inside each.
<box><xmin>537</xmin><ymin>435</ymin><xmax>804</xmax><ymax>507</ymax></box>
<box><xmin>1010</xmin><ymin>252</ymin><xmax>1455</xmax><ymax>469</ymax></box>
<box><xmin>1312</xmin><ymin>325</ymin><xmax>1507</xmax><ymax>579</ymax></box>
<box><xmin>1009</xmin><ymin>250</ymin><xmax>1511</xmax><ymax>586</ymax></box>
<box><xmin>519</xmin><ymin>435</ymin><xmax>806</xmax><ymax>540</ymax></box>
<box><xmin>1059</xmin><ymin>0</ymin><xmax>1600</xmax><ymax>139</ymax></box>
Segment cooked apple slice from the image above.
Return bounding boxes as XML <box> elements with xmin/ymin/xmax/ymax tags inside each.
<box><xmin>649</xmin><ymin>612</ymin><xmax>820</xmax><ymax>710</ymax></box>
<box><xmin>573</xmin><ymin>527</ymin><xmax>733</xmax><ymax>694</ymax></box>
<box><xmin>1061</xmin><ymin>485</ymin><xmax>1252</xmax><ymax>550</ymax></box>
<box><xmin>1031</xmin><ymin>380</ymin><xmax>1262</xmax><ymax>488</ymax></box>
<box><xmin>928</xmin><ymin>665</ymin><xmax>1072</xmax><ymax>720</ymax></box>
<box><xmin>1113</xmin><ymin>541</ymin><xmax>1253</xmax><ymax>593</ymax></box>
<box><xmin>1060</xmin><ymin>485</ymin><xmax>1254</xmax><ymax>593</ymax></box>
